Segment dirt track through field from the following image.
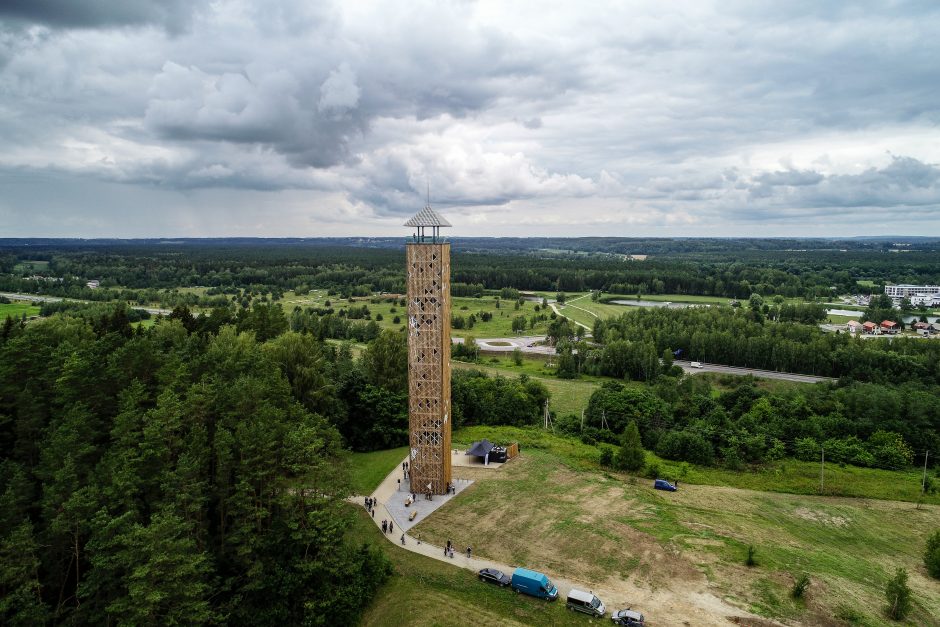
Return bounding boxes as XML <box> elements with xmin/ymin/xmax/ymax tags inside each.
<box><xmin>354</xmin><ymin>456</ymin><xmax>778</xmax><ymax>627</ymax></box>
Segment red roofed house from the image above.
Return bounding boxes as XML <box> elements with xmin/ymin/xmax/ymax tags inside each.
<box><xmin>846</xmin><ymin>320</ymin><xmax>862</xmax><ymax>334</ymax></box>
<box><xmin>862</xmin><ymin>321</ymin><xmax>878</xmax><ymax>334</ymax></box>
<box><xmin>880</xmin><ymin>320</ymin><xmax>898</xmax><ymax>334</ymax></box>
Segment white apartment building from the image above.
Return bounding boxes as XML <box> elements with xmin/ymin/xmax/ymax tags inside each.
<box><xmin>884</xmin><ymin>284</ymin><xmax>940</xmax><ymax>306</ymax></box>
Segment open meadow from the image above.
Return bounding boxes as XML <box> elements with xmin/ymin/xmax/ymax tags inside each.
<box><xmin>0</xmin><ymin>300</ymin><xmax>41</xmax><ymax>320</ymax></box>
<box><xmin>401</xmin><ymin>428</ymin><xmax>940</xmax><ymax>626</ymax></box>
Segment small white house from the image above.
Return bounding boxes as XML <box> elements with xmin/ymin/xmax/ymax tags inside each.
<box><xmin>86</xmin><ymin>280</ymin><xmax>100</xmax><ymax>289</ymax></box>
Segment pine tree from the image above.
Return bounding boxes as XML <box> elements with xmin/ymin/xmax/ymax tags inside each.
<box><xmin>616</xmin><ymin>420</ymin><xmax>646</xmax><ymax>472</ymax></box>
<box><xmin>884</xmin><ymin>567</ymin><xmax>912</xmax><ymax>620</ymax></box>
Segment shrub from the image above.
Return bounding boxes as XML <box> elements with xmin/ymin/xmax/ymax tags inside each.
<box><xmin>884</xmin><ymin>567</ymin><xmax>912</xmax><ymax>620</ymax></box>
<box><xmin>644</xmin><ymin>461</ymin><xmax>660</xmax><ymax>479</ymax></box>
<box><xmin>745</xmin><ymin>545</ymin><xmax>757</xmax><ymax>567</ymax></box>
<box><xmin>925</xmin><ymin>530</ymin><xmax>940</xmax><ymax>579</ymax></box>
<box><xmin>794</xmin><ymin>437</ymin><xmax>819</xmax><ymax>461</ymax></box>
<box><xmin>599</xmin><ymin>447</ymin><xmax>614</xmax><ymax>467</ymax></box>
<box><xmin>392</xmin><ymin>316</ymin><xmax>401</xmax><ymax>324</ymax></box>
<box><xmin>375</xmin><ymin>314</ymin><xmax>383</xmax><ymax>321</ymax></box>
<box><xmin>656</xmin><ymin>431</ymin><xmax>714</xmax><ymax>465</ymax></box>
<box><xmin>791</xmin><ymin>573</ymin><xmax>810</xmax><ymax>598</ymax></box>
<box><xmin>868</xmin><ymin>431</ymin><xmax>914</xmax><ymax>469</ymax></box>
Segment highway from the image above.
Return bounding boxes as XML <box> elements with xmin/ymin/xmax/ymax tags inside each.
<box><xmin>452</xmin><ymin>335</ymin><xmax>834</xmax><ymax>383</ymax></box>
<box><xmin>672</xmin><ymin>360</ymin><xmax>834</xmax><ymax>384</ymax></box>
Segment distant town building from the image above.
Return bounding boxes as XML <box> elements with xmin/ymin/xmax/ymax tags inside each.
<box><xmin>86</xmin><ymin>280</ymin><xmax>100</xmax><ymax>289</ymax></box>
<box><xmin>884</xmin><ymin>284</ymin><xmax>940</xmax><ymax>306</ymax></box>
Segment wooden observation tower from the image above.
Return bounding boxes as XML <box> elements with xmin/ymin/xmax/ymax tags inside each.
<box><xmin>404</xmin><ymin>203</ymin><xmax>452</xmax><ymax>495</ymax></box>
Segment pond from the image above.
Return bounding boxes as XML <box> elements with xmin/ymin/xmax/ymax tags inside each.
<box><xmin>610</xmin><ymin>299</ymin><xmax>695</xmax><ymax>309</ymax></box>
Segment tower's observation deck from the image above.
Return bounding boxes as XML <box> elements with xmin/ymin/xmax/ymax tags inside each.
<box><xmin>404</xmin><ymin>206</ymin><xmax>452</xmax><ymax>495</ymax></box>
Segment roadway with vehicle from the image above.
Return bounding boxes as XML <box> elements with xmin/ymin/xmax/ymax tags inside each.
<box><xmin>452</xmin><ymin>335</ymin><xmax>835</xmax><ymax>383</ymax></box>
<box><xmin>673</xmin><ymin>360</ymin><xmax>835</xmax><ymax>384</ymax></box>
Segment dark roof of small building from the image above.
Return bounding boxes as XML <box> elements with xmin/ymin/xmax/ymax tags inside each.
<box><xmin>466</xmin><ymin>439</ymin><xmax>494</xmax><ymax>457</ymax></box>
<box><xmin>404</xmin><ymin>207</ymin><xmax>452</xmax><ymax>227</ymax></box>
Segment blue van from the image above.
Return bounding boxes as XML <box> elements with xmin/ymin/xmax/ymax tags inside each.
<box><xmin>511</xmin><ymin>567</ymin><xmax>559</xmax><ymax>600</ymax></box>
<box><xmin>654</xmin><ymin>479</ymin><xmax>677</xmax><ymax>492</ymax></box>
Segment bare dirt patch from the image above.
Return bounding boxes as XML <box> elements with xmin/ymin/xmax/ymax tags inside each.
<box><xmin>792</xmin><ymin>507</ymin><xmax>850</xmax><ymax>528</ymax></box>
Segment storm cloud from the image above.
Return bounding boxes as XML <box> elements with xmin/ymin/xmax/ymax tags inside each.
<box><xmin>1</xmin><ymin>0</ymin><xmax>939</xmax><ymax>237</ymax></box>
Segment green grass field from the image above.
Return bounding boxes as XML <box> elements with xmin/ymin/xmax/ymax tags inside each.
<box><xmin>408</xmin><ymin>427</ymin><xmax>940</xmax><ymax>626</ymax></box>
<box><xmin>0</xmin><ymin>301</ymin><xmax>41</xmax><ymax>320</ymax></box>
<box><xmin>12</xmin><ymin>260</ymin><xmax>50</xmax><ymax>273</ymax></box>
<box><xmin>346</xmin><ymin>446</ymin><xmax>410</xmax><ymax>495</ymax></box>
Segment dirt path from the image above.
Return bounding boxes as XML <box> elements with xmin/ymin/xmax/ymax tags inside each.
<box><xmin>354</xmin><ymin>458</ymin><xmax>776</xmax><ymax>627</ymax></box>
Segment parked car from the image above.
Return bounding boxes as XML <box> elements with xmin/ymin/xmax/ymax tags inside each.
<box><xmin>511</xmin><ymin>567</ymin><xmax>559</xmax><ymax>600</ymax></box>
<box><xmin>478</xmin><ymin>568</ymin><xmax>511</xmax><ymax>587</ymax></box>
<box><xmin>690</xmin><ymin>361</ymin><xmax>703</xmax><ymax>368</ymax></box>
<box><xmin>611</xmin><ymin>608</ymin><xmax>645</xmax><ymax>626</ymax></box>
<box><xmin>566</xmin><ymin>588</ymin><xmax>605</xmax><ymax>617</ymax></box>
<box><xmin>653</xmin><ymin>479</ymin><xmax>677</xmax><ymax>492</ymax></box>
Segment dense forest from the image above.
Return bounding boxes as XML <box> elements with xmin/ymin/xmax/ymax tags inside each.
<box><xmin>0</xmin><ymin>301</ymin><xmax>550</xmax><ymax>625</ymax></box>
<box><xmin>3</xmin><ymin>238</ymin><xmax>940</xmax><ymax>307</ymax></box>
<box><xmin>577</xmin><ymin>376</ymin><xmax>939</xmax><ymax>471</ymax></box>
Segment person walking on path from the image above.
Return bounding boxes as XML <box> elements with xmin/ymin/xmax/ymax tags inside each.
<box><xmin>389</xmin><ymin>521</ymin><xmax>394</xmax><ymax>535</ymax></box>
<box><xmin>466</xmin><ymin>546</ymin><xmax>472</xmax><ymax>559</ymax></box>
<box><xmin>382</xmin><ymin>520</ymin><xmax>387</xmax><ymax>534</ymax></box>
<box><xmin>371</xmin><ymin>508</ymin><xmax>375</xmax><ymax>519</ymax></box>
<box><xmin>400</xmin><ymin>534</ymin><xmax>406</xmax><ymax>545</ymax></box>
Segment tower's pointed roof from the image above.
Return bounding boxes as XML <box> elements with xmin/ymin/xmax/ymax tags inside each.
<box><xmin>404</xmin><ymin>206</ymin><xmax>451</xmax><ymax>228</ymax></box>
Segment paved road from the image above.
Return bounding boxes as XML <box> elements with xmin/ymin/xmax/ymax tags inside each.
<box><xmin>451</xmin><ymin>336</ymin><xmax>832</xmax><ymax>383</ymax></box>
<box><xmin>674</xmin><ymin>360</ymin><xmax>834</xmax><ymax>383</ymax></box>
<box><xmin>452</xmin><ymin>335</ymin><xmax>557</xmax><ymax>355</ymax></box>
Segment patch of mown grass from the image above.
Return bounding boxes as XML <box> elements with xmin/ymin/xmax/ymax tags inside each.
<box><xmin>345</xmin><ymin>506</ymin><xmax>584</xmax><ymax>627</ymax></box>
<box><xmin>345</xmin><ymin>446</ymin><xmax>409</xmax><ymax>495</ymax></box>
<box><xmin>0</xmin><ymin>301</ymin><xmax>41</xmax><ymax>319</ymax></box>
<box><xmin>449</xmin><ymin>295</ymin><xmax>552</xmax><ymax>338</ymax></box>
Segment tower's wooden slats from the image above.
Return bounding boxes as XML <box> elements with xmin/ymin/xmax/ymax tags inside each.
<box><xmin>406</xmin><ymin>242</ymin><xmax>452</xmax><ymax>494</ymax></box>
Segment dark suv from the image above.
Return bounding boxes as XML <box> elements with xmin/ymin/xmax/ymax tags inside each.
<box><xmin>478</xmin><ymin>568</ymin><xmax>511</xmax><ymax>587</ymax></box>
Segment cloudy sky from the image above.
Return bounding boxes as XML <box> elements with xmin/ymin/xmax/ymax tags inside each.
<box><xmin>2</xmin><ymin>0</ymin><xmax>939</xmax><ymax>238</ymax></box>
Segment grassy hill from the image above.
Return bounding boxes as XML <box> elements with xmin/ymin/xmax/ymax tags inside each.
<box><xmin>349</xmin><ymin>428</ymin><xmax>940</xmax><ymax>626</ymax></box>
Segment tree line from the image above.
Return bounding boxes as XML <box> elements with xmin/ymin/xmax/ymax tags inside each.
<box><xmin>591</xmin><ymin>307</ymin><xmax>940</xmax><ymax>383</ymax></box>
<box><xmin>573</xmin><ymin>374</ymin><xmax>939</xmax><ymax>472</ymax></box>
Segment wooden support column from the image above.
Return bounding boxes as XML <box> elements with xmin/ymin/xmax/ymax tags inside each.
<box><xmin>406</xmin><ymin>242</ymin><xmax>452</xmax><ymax>495</ymax></box>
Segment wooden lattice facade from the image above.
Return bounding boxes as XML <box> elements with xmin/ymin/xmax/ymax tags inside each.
<box><xmin>406</xmin><ymin>242</ymin><xmax>452</xmax><ymax>495</ymax></box>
